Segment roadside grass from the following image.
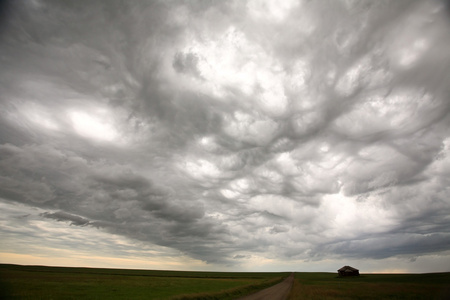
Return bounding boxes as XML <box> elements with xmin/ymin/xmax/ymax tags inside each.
<box><xmin>288</xmin><ymin>272</ymin><xmax>450</xmax><ymax>300</ymax></box>
<box><xmin>171</xmin><ymin>276</ymin><xmax>284</xmax><ymax>300</ymax></box>
<box><xmin>0</xmin><ymin>264</ymin><xmax>287</xmax><ymax>300</ymax></box>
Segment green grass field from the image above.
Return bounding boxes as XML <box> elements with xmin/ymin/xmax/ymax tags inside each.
<box><xmin>2</xmin><ymin>264</ymin><xmax>450</xmax><ymax>300</ymax></box>
<box><xmin>288</xmin><ymin>272</ymin><xmax>450</xmax><ymax>300</ymax></box>
<box><xmin>0</xmin><ymin>264</ymin><xmax>287</xmax><ymax>300</ymax></box>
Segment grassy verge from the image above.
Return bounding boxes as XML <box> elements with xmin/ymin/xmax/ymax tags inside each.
<box><xmin>0</xmin><ymin>264</ymin><xmax>288</xmax><ymax>300</ymax></box>
<box><xmin>288</xmin><ymin>272</ymin><xmax>450</xmax><ymax>300</ymax></box>
<box><xmin>171</xmin><ymin>276</ymin><xmax>284</xmax><ymax>300</ymax></box>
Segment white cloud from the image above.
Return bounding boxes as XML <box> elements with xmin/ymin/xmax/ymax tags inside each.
<box><xmin>223</xmin><ymin>111</ymin><xmax>280</xmax><ymax>146</ymax></box>
<box><xmin>247</xmin><ymin>0</ymin><xmax>299</xmax><ymax>23</ymax></box>
<box><xmin>69</xmin><ymin>110</ymin><xmax>118</xmax><ymax>142</ymax></box>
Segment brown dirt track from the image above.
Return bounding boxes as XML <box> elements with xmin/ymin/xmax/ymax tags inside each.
<box><xmin>237</xmin><ymin>273</ymin><xmax>294</xmax><ymax>300</ymax></box>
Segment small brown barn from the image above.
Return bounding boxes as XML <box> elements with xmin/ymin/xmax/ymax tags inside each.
<box><xmin>338</xmin><ymin>266</ymin><xmax>359</xmax><ymax>276</ymax></box>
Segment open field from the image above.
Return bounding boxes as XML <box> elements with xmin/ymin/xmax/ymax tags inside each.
<box><xmin>0</xmin><ymin>264</ymin><xmax>288</xmax><ymax>300</ymax></box>
<box><xmin>288</xmin><ymin>272</ymin><xmax>450</xmax><ymax>300</ymax></box>
<box><xmin>3</xmin><ymin>264</ymin><xmax>450</xmax><ymax>300</ymax></box>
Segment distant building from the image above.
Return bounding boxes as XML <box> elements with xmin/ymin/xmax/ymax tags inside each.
<box><xmin>338</xmin><ymin>266</ymin><xmax>359</xmax><ymax>276</ymax></box>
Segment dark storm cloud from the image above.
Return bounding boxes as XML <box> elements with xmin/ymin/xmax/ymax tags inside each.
<box><xmin>0</xmin><ymin>142</ymin><xmax>224</xmax><ymax>262</ymax></box>
<box><xmin>1</xmin><ymin>0</ymin><xmax>450</xmax><ymax>270</ymax></box>
<box><xmin>41</xmin><ymin>211</ymin><xmax>91</xmax><ymax>226</ymax></box>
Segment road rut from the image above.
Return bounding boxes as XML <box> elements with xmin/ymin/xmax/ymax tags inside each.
<box><xmin>236</xmin><ymin>273</ymin><xmax>294</xmax><ymax>300</ymax></box>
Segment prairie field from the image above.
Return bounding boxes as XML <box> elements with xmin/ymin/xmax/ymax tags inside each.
<box><xmin>2</xmin><ymin>264</ymin><xmax>450</xmax><ymax>300</ymax></box>
<box><xmin>288</xmin><ymin>272</ymin><xmax>450</xmax><ymax>300</ymax></box>
<box><xmin>0</xmin><ymin>264</ymin><xmax>287</xmax><ymax>300</ymax></box>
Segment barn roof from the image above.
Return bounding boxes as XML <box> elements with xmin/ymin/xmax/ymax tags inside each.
<box><xmin>338</xmin><ymin>266</ymin><xmax>359</xmax><ymax>272</ymax></box>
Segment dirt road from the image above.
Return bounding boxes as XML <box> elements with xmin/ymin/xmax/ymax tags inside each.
<box><xmin>237</xmin><ymin>273</ymin><xmax>294</xmax><ymax>300</ymax></box>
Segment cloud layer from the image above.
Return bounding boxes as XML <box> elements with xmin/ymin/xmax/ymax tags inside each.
<box><xmin>1</xmin><ymin>0</ymin><xmax>450</xmax><ymax>271</ymax></box>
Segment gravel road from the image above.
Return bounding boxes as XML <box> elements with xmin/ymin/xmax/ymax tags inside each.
<box><xmin>236</xmin><ymin>273</ymin><xmax>294</xmax><ymax>300</ymax></box>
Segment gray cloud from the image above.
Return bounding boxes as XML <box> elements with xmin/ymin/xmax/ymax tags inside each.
<box><xmin>1</xmin><ymin>0</ymin><xmax>450</xmax><ymax>271</ymax></box>
<box><xmin>41</xmin><ymin>211</ymin><xmax>91</xmax><ymax>226</ymax></box>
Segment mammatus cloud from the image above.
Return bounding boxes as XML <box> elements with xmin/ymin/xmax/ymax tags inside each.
<box><xmin>1</xmin><ymin>0</ymin><xmax>450</xmax><ymax>272</ymax></box>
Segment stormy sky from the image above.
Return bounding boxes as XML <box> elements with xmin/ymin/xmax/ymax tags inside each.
<box><xmin>1</xmin><ymin>0</ymin><xmax>450</xmax><ymax>273</ymax></box>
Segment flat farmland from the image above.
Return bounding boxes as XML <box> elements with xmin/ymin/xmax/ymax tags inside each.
<box><xmin>288</xmin><ymin>272</ymin><xmax>450</xmax><ymax>300</ymax></box>
<box><xmin>0</xmin><ymin>264</ymin><xmax>287</xmax><ymax>300</ymax></box>
<box><xmin>3</xmin><ymin>264</ymin><xmax>450</xmax><ymax>300</ymax></box>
